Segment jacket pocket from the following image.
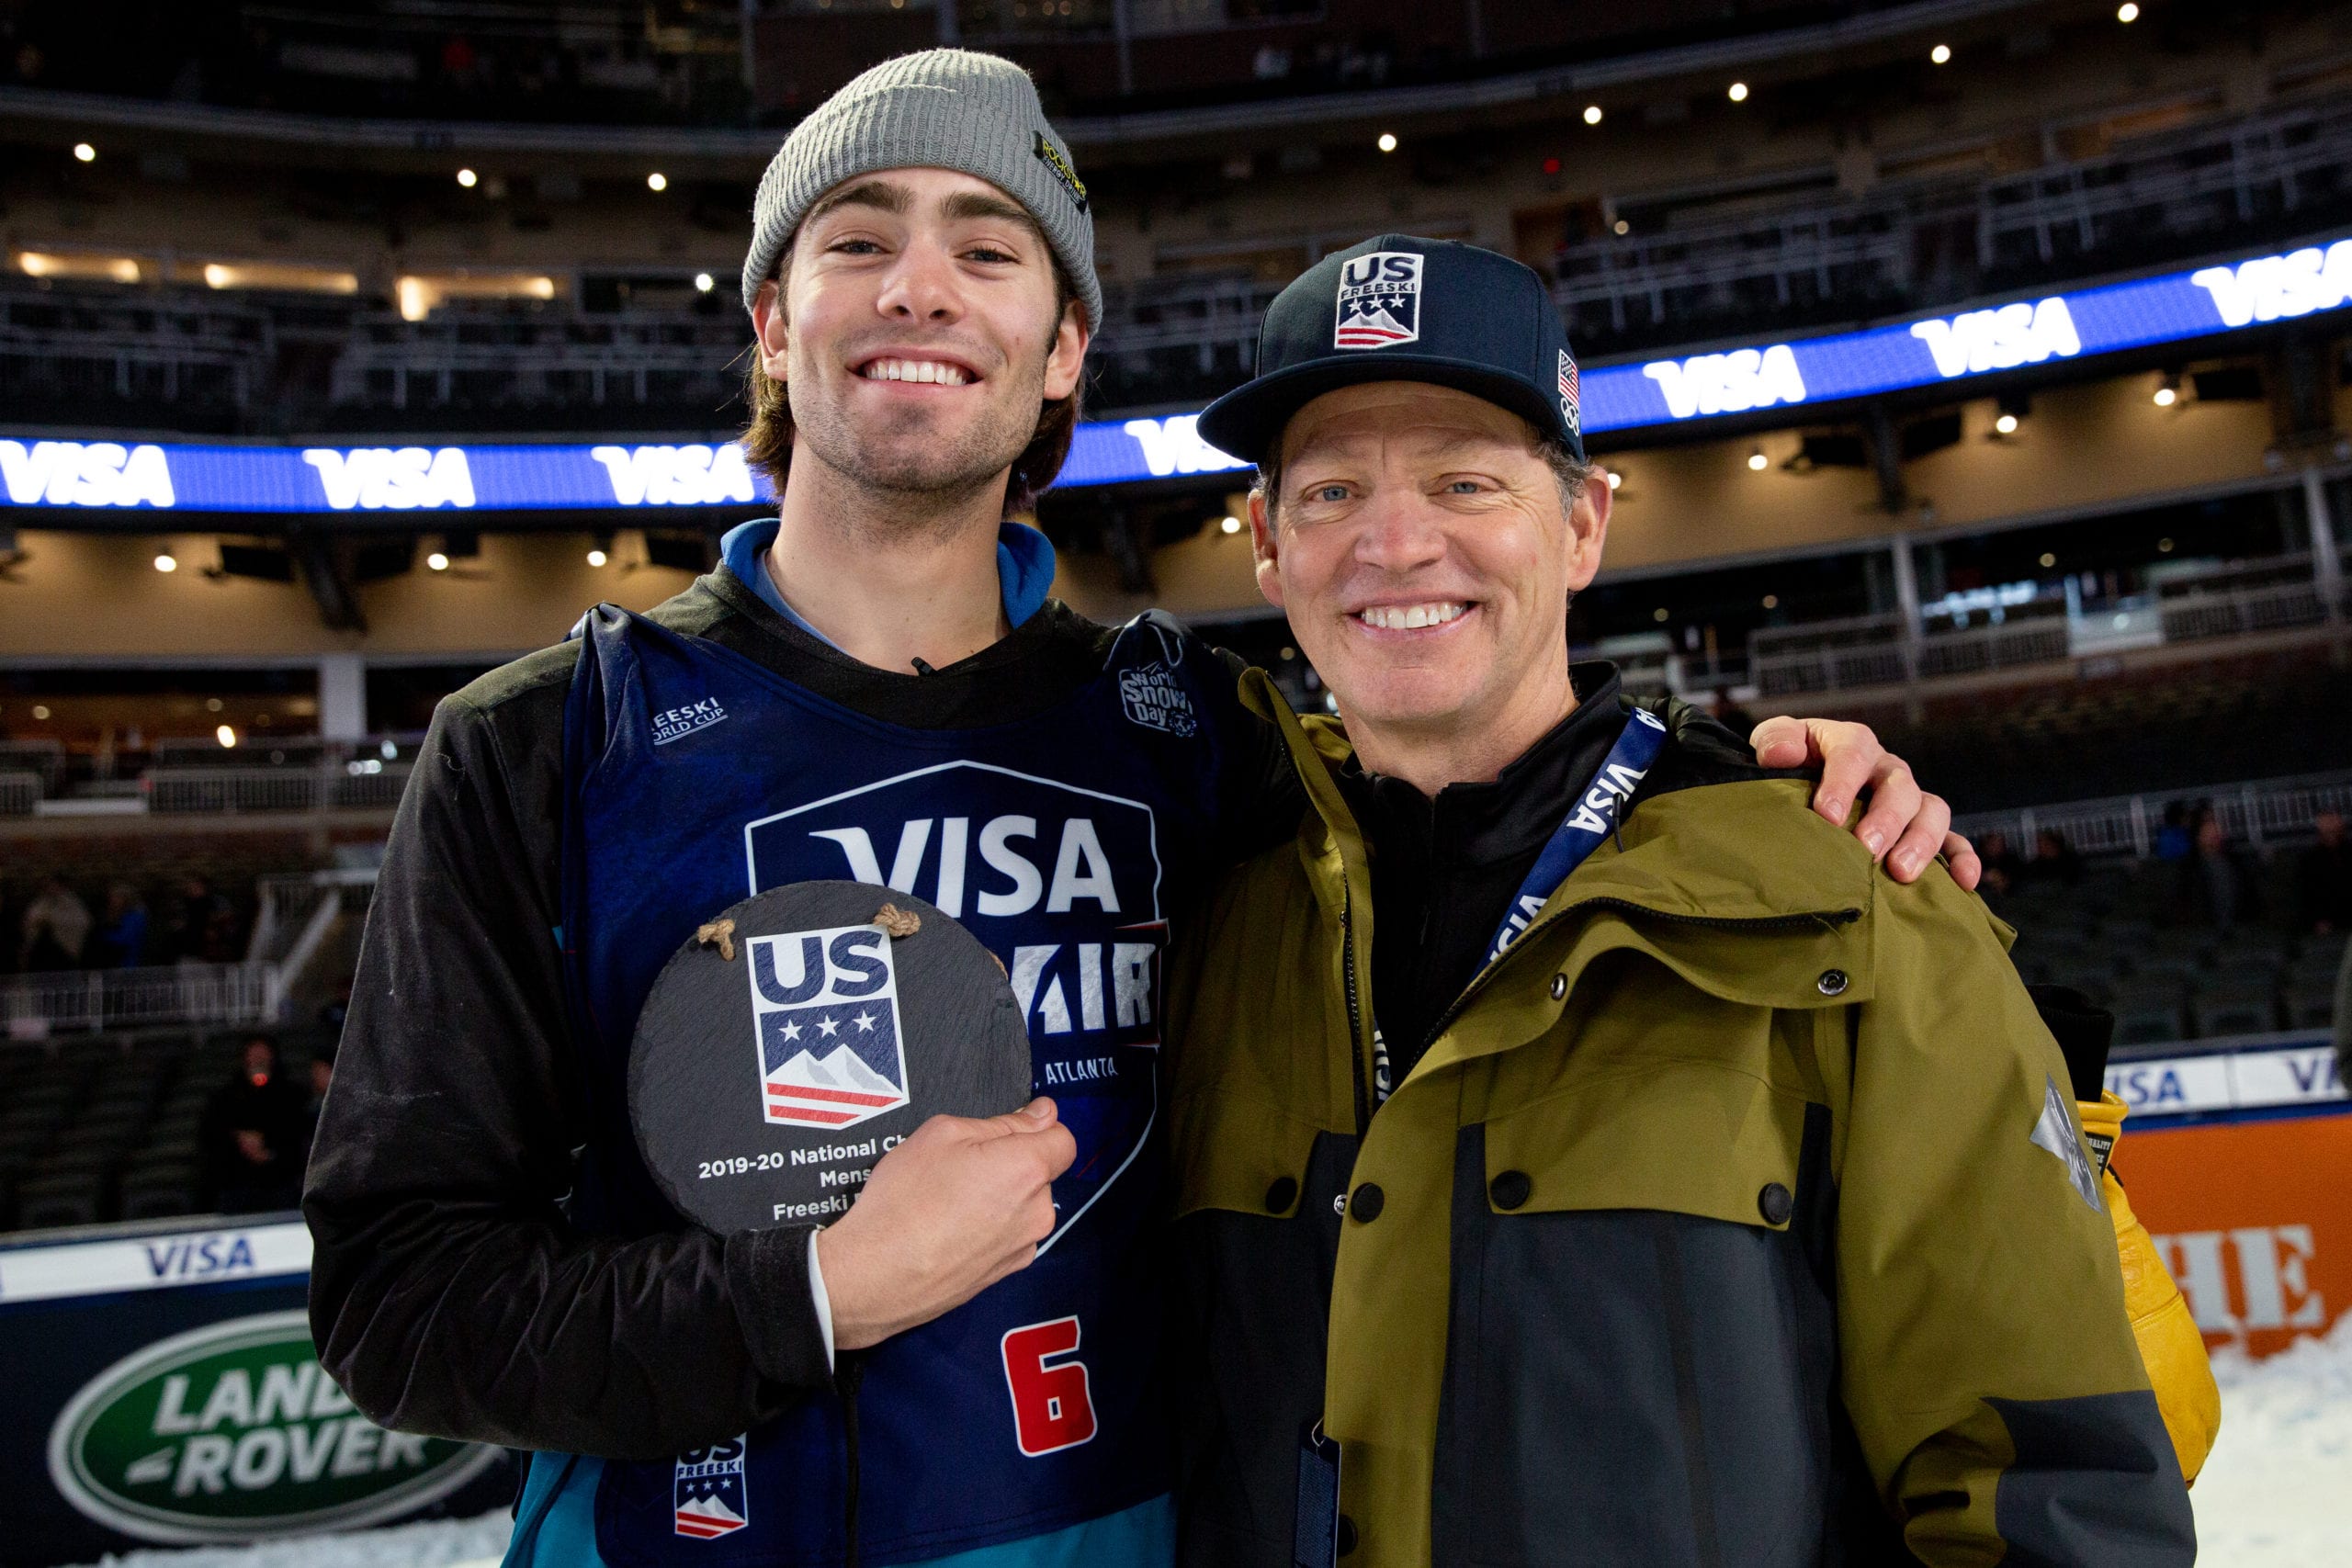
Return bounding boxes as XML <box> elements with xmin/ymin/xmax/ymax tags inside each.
<box><xmin>1481</xmin><ymin>1057</ymin><xmax>1811</xmax><ymax>1227</ymax></box>
<box><xmin>1170</xmin><ymin>1085</ymin><xmax>1325</xmax><ymax>1220</ymax></box>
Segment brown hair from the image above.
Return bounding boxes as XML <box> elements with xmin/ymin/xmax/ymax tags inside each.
<box><xmin>739</xmin><ymin>254</ymin><xmax>1084</xmax><ymax>515</ymax></box>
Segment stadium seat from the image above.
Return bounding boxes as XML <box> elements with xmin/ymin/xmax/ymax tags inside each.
<box><xmin>15</xmin><ymin>1172</ymin><xmax>103</xmax><ymax>1231</ymax></box>
<box><xmin>119</xmin><ymin>1167</ymin><xmax>199</xmax><ymax>1222</ymax></box>
<box><xmin>2189</xmin><ymin>987</ymin><xmax>2280</xmax><ymax>1038</ymax></box>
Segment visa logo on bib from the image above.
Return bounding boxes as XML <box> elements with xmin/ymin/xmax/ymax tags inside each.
<box><xmin>743</xmin><ymin>761</ymin><xmax>1165</xmax><ymax>1051</ymax></box>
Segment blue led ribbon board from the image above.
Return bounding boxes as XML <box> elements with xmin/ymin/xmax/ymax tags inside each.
<box><xmin>6</xmin><ymin>236</ymin><xmax>2346</xmax><ymax>512</ymax></box>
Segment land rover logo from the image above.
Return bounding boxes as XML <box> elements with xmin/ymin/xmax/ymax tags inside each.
<box><xmin>46</xmin><ymin>1310</ymin><xmax>499</xmax><ymax>1544</ymax></box>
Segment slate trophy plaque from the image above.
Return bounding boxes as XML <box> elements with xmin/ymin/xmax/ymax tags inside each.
<box><xmin>629</xmin><ymin>881</ymin><xmax>1032</xmax><ymax>1233</ymax></box>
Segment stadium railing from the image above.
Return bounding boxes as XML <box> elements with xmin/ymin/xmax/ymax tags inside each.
<box><xmin>0</xmin><ymin>772</ymin><xmax>42</xmax><ymax>817</ymax></box>
<box><xmin>1953</xmin><ymin>769</ymin><xmax>2352</xmax><ymax>860</ymax></box>
<box><xmin>1750</xmin><ymin>552</ymin><xmax>2348</xmax><ymax>698</ymax></box>
<box><xmin>144</xmin><ymin>762</ymin><xmax>413</xmax><ymax>814</ymax></box>
<box><xmin>0</xmin><ymin>964</ymin><xmax>275</xmax><ymax>1035</ymax></box>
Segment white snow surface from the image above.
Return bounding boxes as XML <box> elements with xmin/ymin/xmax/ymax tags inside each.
<box><xmin>2192</xmin><ymin>1315</ymin><xmax>2352</xmax><ymax>1565</ymax></box>
<box><xmin>58</xmin><ymin>1322</ymin><xmax>2352</xmax><ymax>1567</ymax></box>
<box><xmin>65</xmin><ymin>1510</ymin><xmax>509</xmax><ymax>1568</ymax></box>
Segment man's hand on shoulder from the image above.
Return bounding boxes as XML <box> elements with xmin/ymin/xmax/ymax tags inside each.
<box><xmin>1750</xmin><ymin>715</ymin><xmax>1983</xmax><ymax>893</ymax></box>
<box><xmin>813</xmin><ymin>1097</ymin><xmax>1077</xmax><ymax>1351</ymax></box>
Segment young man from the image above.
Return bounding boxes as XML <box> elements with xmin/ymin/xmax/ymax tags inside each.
<box><xmin>304</xmin><ymin>55</ymin><xmax>1967</xmax><ymax>1568</ymax></box>
<box><xmin>1166</xmin><ymin>235</ymin><xmax>2203</xmax><ymax>1567</ymax></box>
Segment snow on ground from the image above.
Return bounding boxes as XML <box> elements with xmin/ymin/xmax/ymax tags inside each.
<box><xmin>67</xmin><ymin>1509</ymin><xmax>510</xmax><ymax>1568</ymax></box>
<box><xmin>63</xmin><ymin>1323</ymin><xmax>2352</xmax><ymax>1567</ymax></box>
<box><xmin>2192</xmin><ymin>1315</ymin><xmax>2352</xmax><ymax>1566</ymax></box>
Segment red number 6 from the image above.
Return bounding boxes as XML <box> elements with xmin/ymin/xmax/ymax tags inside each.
<box><xmin>1001</xmin><ymin>1315</ymin><xmax>1098</xmax><ymax>1457</ymax></box>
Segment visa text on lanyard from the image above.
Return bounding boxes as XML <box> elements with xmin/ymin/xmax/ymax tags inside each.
<box><xmin>1483</xmin><ymin>705</ymin><xmax>1669</xmax><ymax>968</ymax></box>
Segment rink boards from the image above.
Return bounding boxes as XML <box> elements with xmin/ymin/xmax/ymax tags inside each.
<box><xmin>2104</xmin><ymin>1032</ymin><xmax>2350</xmax><ymax>1359</ymax></box>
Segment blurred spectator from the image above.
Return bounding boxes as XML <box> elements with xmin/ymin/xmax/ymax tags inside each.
<box><xmin>2154</xmin><ymin>802</ymin><xmax>2194</xmax><ymax>863</ymax></box>
<box><xmin>2296</xmin><ymin>809</ymin><xmax>2352</xmax><ymax>934</ymax></box>
<box><xmin>2334</xmin><ymin>937</ymin><xmax>2349</xmax><ymax>1091</ymax></box>
<box><xmin>18</xmin><ymin>876</ymin><xmax>92</xmax><ymax>970</ymax></box>
<box><xmin>89</xmin><ymin>883</ymin><xmax>150</xmax><ymax>968</ymax></box>
<box><xmin>1977</xmin><ymin>830</ymin><xmax>2023</xmax><ymax>897</ymax></box>
<box><xmin>166</xmin><ymin>875</ymin><xmax>241</xmax><ymax>964</ymax></box>
<box><xmin>300</xmin><ymin>1039</ymin><xmax>338</xmax><ymax>1168</ymax></box>
<box><xmin>200</xmin><ymin>1033</ymin><xmax>309</xmax><ymax>1213</ymax></box>
<box><xmin>2029</xmin><ymin>828</ymin><xmax>2084</xmax><ymax>887</ymax></box>
<box><xmin>1712</xmin><ymin>688</ymin><xmax>1757</xmax><ymax>739</ymax></box>
<box><xmin>2177</xmin><ymin>815</ymin><xmax>2261</xmax><ymax>931</ymax></box>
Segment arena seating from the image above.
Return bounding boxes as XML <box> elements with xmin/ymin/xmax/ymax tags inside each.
<box><xmin>1991</xmin><ymin>857</ymin><xmax>2343</xmax><ymax>1048</ymax></box>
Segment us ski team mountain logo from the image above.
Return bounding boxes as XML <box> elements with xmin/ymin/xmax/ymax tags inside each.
<box><xmin>1334</xmin><ymin>252</ymin><xmax>1424</xmax><ymax>349</ymax></box>
<box><xmin>46</xmin><ymin>1310</ymin><xmax>498</xmax><ymax>1544</ymax></box>
<box><xmin>674</xmin><ymin>1436</ymin><xmax>750</xmax><ymax>1539</ymax></box>
<box><xmin>746</xmin><ymin>924</ymin><xmax>910</xmax><ymax>1130</ymax></box>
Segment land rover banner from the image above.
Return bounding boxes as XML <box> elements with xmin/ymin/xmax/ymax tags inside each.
<box><xmin>0</xmin><ymin>1217</ymin><xmax>512</xmax><ymax>1565</ymax></box>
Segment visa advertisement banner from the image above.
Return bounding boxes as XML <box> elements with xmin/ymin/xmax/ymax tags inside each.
<box><xmin>0</xmin><ymin>1220</ymin><xmax>511</xmax><ymax>1566</ymax></box>
<box><xmin>2105</xmin><ymin>1035</ymin><xmax>2349</xmax><ymax>1359</ymax></box>
<box><xmin>5</xmin><ymin>234</ymin><xmax>2348</xmax><ymax>511</ymax></box>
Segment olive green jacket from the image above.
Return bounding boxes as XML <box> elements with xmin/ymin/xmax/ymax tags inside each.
<box><xmin>1166</xmin><ymin>675</ymin><xmax>2192</xmax><ymax>1567</ymax></box>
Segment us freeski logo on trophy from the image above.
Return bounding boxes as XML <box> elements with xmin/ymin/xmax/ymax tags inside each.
<box><xmin>745</xmin><ymin>925</ymin><xmax>910</xmax><ymax>1130</ymax></box>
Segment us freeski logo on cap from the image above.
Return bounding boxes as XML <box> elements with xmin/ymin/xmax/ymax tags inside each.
<box><xmin>746</xmin><ymin>925</ymin><xmax>910</xmax><ymax>1130</ymax></box>
<box><xmin>1335</xmin><ymin>252</ymin><xmax>1423</xmax><ymax>349</ymax></box>
<box><xmin>674</xmin><ymin>1436</ymin><xmax>749</xmax><ymax>1539</ymax></box>
<box><xmin>1558</xmin><ymin>350</ymin><xmax>1581</xmax><ymax>438</ymax></box>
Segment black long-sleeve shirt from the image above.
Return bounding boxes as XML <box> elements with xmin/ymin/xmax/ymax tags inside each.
<box><xmin>302</xmin><ymin>569</ymin><xmax>1293</xmax><ymax>1461</ymax></box>
<box><xmin>1336</xmin><ymin>664</ymin><xmax>1627</xmax><ymax>1089</ymax></box>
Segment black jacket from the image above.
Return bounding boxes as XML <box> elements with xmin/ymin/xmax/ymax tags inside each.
<box><xmin>302</xmin><ymin>569</ymin><xmax>1290</xmax><ymax>1460</ymax></box>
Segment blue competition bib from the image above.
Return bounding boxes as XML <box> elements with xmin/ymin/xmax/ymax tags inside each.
<box><xmin>557</xmin><ymin>604</ymin><xmax>1239</xmax><ymax>1567</ymax></box>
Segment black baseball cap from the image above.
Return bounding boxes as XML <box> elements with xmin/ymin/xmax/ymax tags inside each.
<box><xmin>1197</xmin><ymin>233</ymin><xmax>1585</xmax><ymax>467</ymax></box>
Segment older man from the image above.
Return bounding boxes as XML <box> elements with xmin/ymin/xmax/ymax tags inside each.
<box><xmin>1166</xmin><ymin>236</ymin><xmax>2201</xmax><ymax>1567</ymax></box>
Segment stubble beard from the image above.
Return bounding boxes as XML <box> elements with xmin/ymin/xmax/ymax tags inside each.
<box><xmin>788</xmin><ymin>360</ymin><xmax>1044</xmax><ymax>529</ymax></box>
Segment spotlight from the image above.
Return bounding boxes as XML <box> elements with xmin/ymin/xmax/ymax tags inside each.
<box><xmin>694</xmin><ymin>272</ymin><xmax>714</xmax><ymax>292</ymax></box>
<box><xmin>1604</xmin><ymin>468</ymin><xmax>1623</xmax><ymax>490</ymax></box>
<box><xmin>1747</xmin><ymin>449</ymin><xmax>1770</xmax><ymax>471</ymax></box>
<box><xmin>2153</xmin><ymin>375</ymin><xmax>2179</xmax><ymax>407</ymax></box>
<box><xmin>587</xmin><ymin>530</ymin><xmax>615</xmax><ymax>569</ymax></box>
<box><xmin>216</xmin><ymin>725</ymin><xmax>237</xmax><ymax>749</ymax></box>
<box><xmin>1582</xmin><ymin>105</ymin><xmax>1603</xmax><ymax>126</ymax></box>
<box><xmin>1994</xmin><ymin>412</ymin><xmax>2018</xmax><ymax>435</ymax></box>
<box><xmin>457</xmin><ymin>167</ymin><xmax>478</xmax><ymax>188</ymax></box>
<box><xmin>426</xmin><ymin>551</ymin><xmax>450</xmax><ymax>571</ymax></box>
<box><xmin>2117</xmin><ymin>2</ymin><xmax>2139</xmax><ymax>19</ymax></box>
<box><xmin>647</xmin><ymin>172</ymin><xmax>669</xmax><ymax>192</ymax></box>
<box><xmin>153</xmin><ymin>552</ymin><xmax>177</xmax><ymax>573</ymax></box>
<box><xmin>73</xmin><ymin>142</ymin><xmax>96</xmax><ymax>163</ymax></box>
<box><xmin>1376</xmin><ymin>132</ymin><xmax>1397</xmax><ymax>153</ymax></box>
<box><xmin>1930</xmin><ymin>43</ymin><xmax>1951</xmax><ymax>63</ymax></box>
<box><xmin>1219</xmin><ymin>515</ymin><xmax>1243</xmax><ymax>535</ymax></box>
<box><xmin>586</xmin><ymin>547</ymin><xmax>609</xmax><ymax>568</ymax></box>
<box><xmin>1727</xmin><ymin>83</ymin><xmax>1748</xmax><ymax>103</ymax></box>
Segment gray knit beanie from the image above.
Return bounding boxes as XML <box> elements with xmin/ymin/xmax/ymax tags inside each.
<box><xmin>741</xmin><ymin>50</ymin><xmax>1101</xmax><ymax>332</ymax></box>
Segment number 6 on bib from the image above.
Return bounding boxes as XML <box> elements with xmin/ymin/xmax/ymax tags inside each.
<box><xmin>1001</xmin><ymin>1316</ymin><xmax>1098</xmax><ymax>1457</ymax></box>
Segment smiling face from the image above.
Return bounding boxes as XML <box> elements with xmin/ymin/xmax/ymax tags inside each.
<box><xmin>1251</xmin><ymin>381</ymin><xmax>1610</xmax><ymax>781</ymax></box>
<box><xmin>752</xmin><ymin>166</ymin><xmax>1087</xmax><ymax>508</ymax></box>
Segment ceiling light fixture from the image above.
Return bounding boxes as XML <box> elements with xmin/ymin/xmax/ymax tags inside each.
<box><xmin>1747</xmin><ymin>448</ymin><xmax>1770</xmax><ymax>471</ymax></box>
<box><xmin>1930</xmin><ymin>43</ymin><xmax>1951</xmax><ymax>63</ymax></box>
<box><xmin>1995</xmin><ymin>412</ymin><xmax>2019</xmax><ymax>434</ymax></box>
<box><xmin>1377</xmin><ymin>132</ymin><xmax>1397</xmax><ymax>153</ymax></box>
<box><xmin>457</xmin><ymin>167</ymin><xmax>478</xmax><ymax>188</ymax></box>
<box><xmin>1727</xmin><ymin>83</ymin><xmax>1748</xmax><ymax>103</ymax></box>
<box><xmin>1582</xmin><ymin>105</ymin><xmax>1603</xmax><ymax>125</ymax></box>
<box><xmin>426</xmin><ymin>551</ymin><xmax>450</xmax><ymax>571</ymax></box>
<box><xmin>646</xmin><ymin>172</ymin><xmax>669</xmax><ymax>192</ymax></box>
<box><xmin>73</xmin><ymin>142</ymin><xmax>96</xmax><ymax>163</ymax></box>
<box><xmin>153</xmin><ymin>552</ymin><xmax>177</xmax><ymax>572</ymax></box>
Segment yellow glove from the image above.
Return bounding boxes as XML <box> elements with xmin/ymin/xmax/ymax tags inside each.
<box><xmin>2078</xmin><ymin>1091</ymin><xmax>2222</xmax><ymax>1485</ymax></box>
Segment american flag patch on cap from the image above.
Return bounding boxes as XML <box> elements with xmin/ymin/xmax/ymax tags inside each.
<box><xmin>1558</xmin><ymin>350</ymin><xmax>1581</xmax><ymax>437</ymax></box>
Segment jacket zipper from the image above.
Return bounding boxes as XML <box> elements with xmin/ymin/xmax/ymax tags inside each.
<box><xmin>1406</xmin><ymin>898</ymin><xmax>1862</xmax><ymax>1080</ymax></box>
<box><xmin>1340</xmin><ymin>886</ymin><xmax>1370</xmax><ymax>1135</ymax></box>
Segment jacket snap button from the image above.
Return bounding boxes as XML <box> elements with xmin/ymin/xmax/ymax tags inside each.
<box><xmin>1758</xmin><ymin>1181</ymin><xmax>1795</xmax><ymax>1225</ymax></box>
<box><xmin>1815</xmin><ymin>969</ymin><xmax>1849</xmax><ymax>997</ymax></box>
<box><xmin>1549</xmin><ymin>973</ymin><xmax>1568</xmax><ymax>999</ymax></box>
<box><xmin>1265</xmin><ymin>1176</ymin><xmax>1297</xmax><ymax>1213</ymax></box>
<box><xmin>1489</xmin><ymin>1169</ymin><xmax>1532</xmax><ymax>1210</ymax></box>
<box><xmin>1349</xmin><ymin>1183</ymin><xmax>1385</xmax><ymax>1222</ymax></box>
<box><xmin>1337</xmin><ymin>1515</ymin><xmax>1359</xmax><ymax>1555</ymax></box>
